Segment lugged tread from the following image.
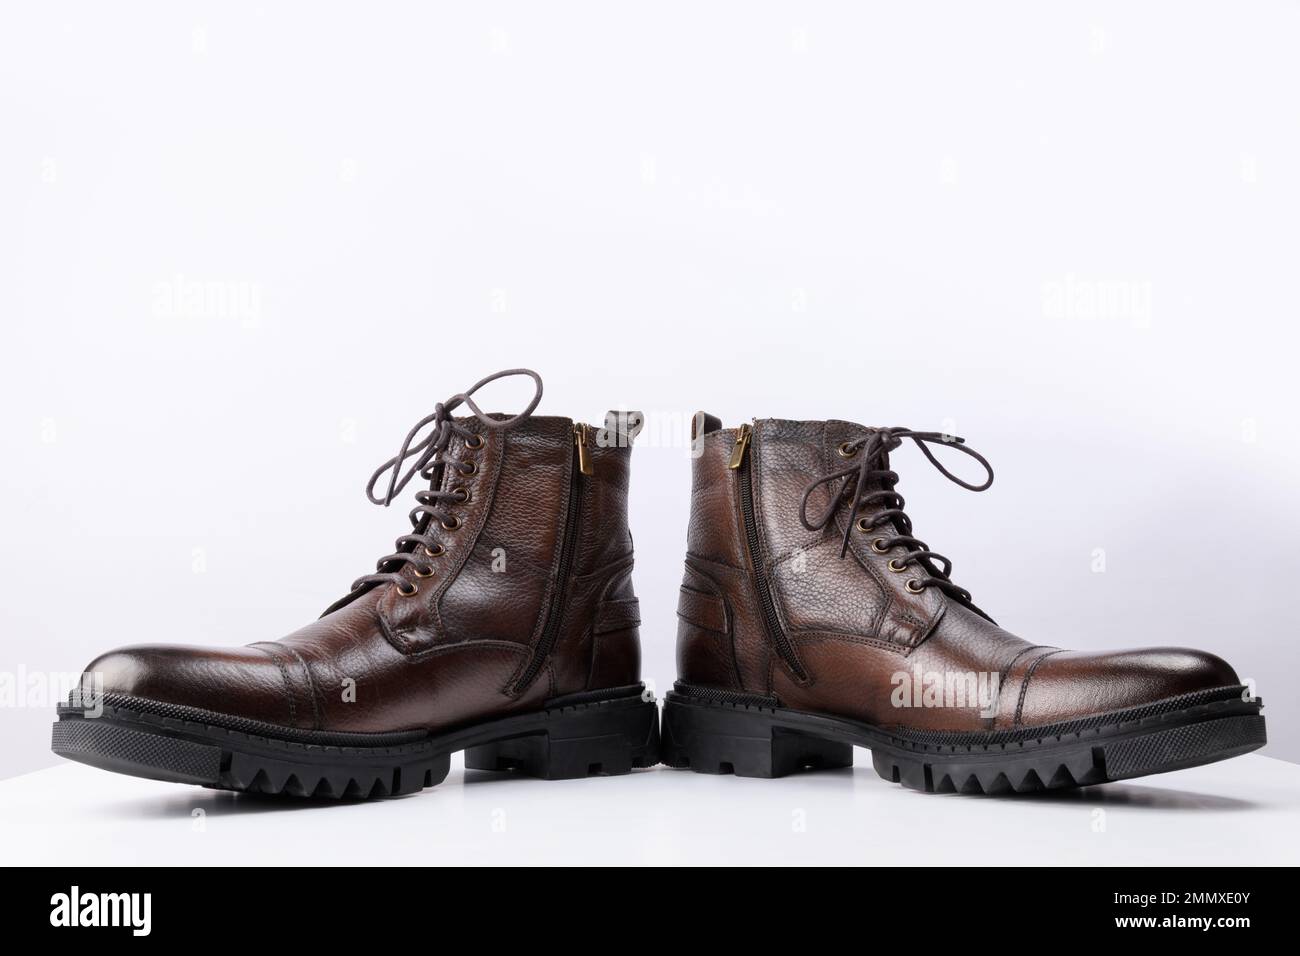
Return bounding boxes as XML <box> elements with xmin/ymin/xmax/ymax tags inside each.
<box><xmin>1104</xmin><ymin>715</ymin><xmax>1266</xmax><ymax>779</ymax></box>
<box><xmin>52</xmin><ymin>687</ymin><xmax>660</xmax><ymax>800</ymax></box>
<box><xmin>661</xmin><ymin>689</ymin><xmax>1266</xmax><ymax>795</ymax></box>
<box><xmin>51</xmin><ymin>719</ymin><xmax>222</xmax><ymax>784</ymax></box>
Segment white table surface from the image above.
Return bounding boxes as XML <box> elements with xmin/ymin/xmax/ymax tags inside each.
<box><xmin>2</xmin><ymin>752</ymin><xmax>1295</xmax><ymax>866</ymax></box>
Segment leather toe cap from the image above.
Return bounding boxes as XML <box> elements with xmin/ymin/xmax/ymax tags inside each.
<box><xmin>1016</xmin><ymin>646</ymin><xmax>1240</xmax><ymax>726</ymax></box>
<box><xmin>80</xmin><ymin>643</ymin><xmax>298</xmax><ymax>727</ymax></box>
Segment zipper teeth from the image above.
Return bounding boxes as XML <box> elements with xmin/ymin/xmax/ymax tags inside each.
<box><xmin>737</xmin><ymin>440</ymin><xmax>805</xmax><ymax>680</ymax></box>
<box><xmin>518</xmin><ymin>450</ymin><xmax>583</xmax><ymax>690</ymax></box>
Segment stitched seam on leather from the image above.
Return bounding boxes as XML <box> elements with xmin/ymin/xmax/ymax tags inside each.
<box><xmin>506</xmin><ymin>432</ymin><xmax>576</xmax><ymax>691</ymax></box>
<box><xmin>910</xmin><ymin>599</ymin><xmax>947</xmax><ymax>649</ymax></box>
<box><xmin>1014</xmin><ymin>649</ymin><xmax>1065</xmax><ymax>726</ymax></box>
<box><xmin>250</xmin><ymin>643</ymin><xmax>296</xmax><ymax>728</ymax></box>
<box><xmin>576</xmin><ymin>552</ymin><xmax>635</xmax><ymax>584</ymax></box>
<box><xmin>749</xmin><ymin>420</ymin><xmax>770</xmax><ymax>583</ymax></box>
<box><xmin>583</xmin><ymin>624</ymin><xmax>599</xmax><ymax>689</ymax></box>
<box><xmin>598</xmin><ymin>597</ymin><xmax>641</xmax><ymax>612</ymax></box>
<box><xmin>430</xmin><ymin>429</ymin><xmax>500</xmax><ymax>618</ymax></box>
<box><xmin>675</xmin><ymin>586</ymin><xmax>726</xmax><ymax>634</ymax></box>
<box><xmin>992</xmin><ymin>643</ymin><xmax>1044</xmax><ymax>721</ymax></box>
<box><xmin>1000</xmin><ymin>644</ymin><xmax>1046</xmax><ymax>686</ymax></box>
<box><xmin>426</xmin><ymin>583</ymin><xmax>448</xmax><ymax>645</ymax></box>
<box><xmin>596</xmin><ymin>613</ymin><xmax>641</xmax><ymax>635</ymax></box>
<box><xmin>403</xmin><ymin>638</ymin><xmax>531</xmax><ymax>664</ymax></box>
<box><xmin>595</xmin><ymin>598</ymin><xmax>642</xmax><ymax>621</ymax></box>
<box><xmin>894</xmin><ymin>604</ymin><xmax>927</xmax><ymax>630</ymax></box>
<box><xmin>583</xmin><ymin>563</ymin><xmax>639</xmax><ymax>685</ymax></box>
<box><xmin>377</xmin><ymin>607</ymin><xmax>413</xmax><ymax>654</ymax></box>
<box><xmin>823</xmin><ymin>428</ymin><xmax>894</xmax><ymax>641</ymax></box>
<box><xmin>281</xmin><ymin>645</ymin><xmax>323</xmax><ymax>732</ymax></box>
<box><xmin>683</xmin><ymin>549</ymin><xmax>746</xmax><ymax>574</ymax></box>
<box><xmin>788</xmin><ymin>630</ymin><xmax>903</xmax><ymax>655</ymax></box>
<box><xmin>386</xmin><ymin>428</ymin><xmax>502</xmax><ymax>653</ymax></box>
<box><xmin>673</xmin><ymin>611</ymin><xmax>723</xmax><ymax>633</ymax></box>
<box><xmin>826</xmin><ymin>423</ymin><xmax>938</xmax><ymax>646</ymax></box>
<box><xmin>751</xmin><ymin>425</ymin><xmax>807</xmax><ymax>682</ymax></box>
<box><xmin>682</xmin><ymin>559</ymin><xmax>744</xmax><ymax>691</ymax></box>
<box><xmin>585</xmin><ymin>558</ymin><xmax>643</xmax><ymax>689</ymax></box>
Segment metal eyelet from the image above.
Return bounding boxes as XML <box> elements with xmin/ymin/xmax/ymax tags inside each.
<box><xmin>441</xmin><ymin>516</ymin><xmax>460</xmax><ymax>531</ymax></box>
<box><xmin>871</xmin><ymin>538</ymin><xmax>890</xmax><ymax>554</ymax></box>
<box><xmin>837</xmin><ymin>441</ymin><xmax>857</xmax><ymax>458</ymax></box>
<box><xmin>398</xmin><ymin>582</ymin><xmax>419</xmax><ymax>597</ymax></box>
<box><xmin>856</xmin><ymin>517</ymin><xmax>872</xmax><ymax>533</ymax></box>
<box><xmin>414</xmin><ymin>565</ymin><xmax>435</xmax><ymax>579</ymax></box>
<box><xmin>423</xmin><ymin>544</ymin><xmax>445</xmax><ymax>557</ymax></box>
<box><xmin>905</xmin><ymin>579</ymin><xmax>924</xmax><ymax>594</ymax></box>
<box><xmin>887</xmin><ymin>558</ymin><xmax>908</xmax><ymax>573</ymax></box>
<box><xmin>452</xmin><ymin>486</ymin><xmax>471</xmax><ymax>503</ymax></box>
<box><xmin>461</xmin><ymin>460</ymin><xmax>478</xmax><ymax>477</ymax></box>
<box><xmin>465</xmin><ymin>434</ymin><xmax>484</xmax><ymax>449</ymax></box>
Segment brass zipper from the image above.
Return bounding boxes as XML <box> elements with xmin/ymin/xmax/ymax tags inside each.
<box><xmin>574</xmin><ymin>422</ymin><xmax>594</xmax><ymax>476</ymax></box>
<box><xmin>727</xmin><ymin>422</ymin><xmax>752</xmax><ymax>469</ymax></box>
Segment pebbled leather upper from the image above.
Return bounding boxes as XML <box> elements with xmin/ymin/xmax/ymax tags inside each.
<box><xmin>82</xmin><ymin>415</ymin><xmax>643</xmax><ymax>734</ymax></box>
<box><xmin>677</xmin><ymin>417</ymin><xmax>1239</xmax><ymax>732</ymax></box>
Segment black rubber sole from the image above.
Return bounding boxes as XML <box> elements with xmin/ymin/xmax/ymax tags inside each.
<box><xmin>51</xmin><ymin>685</ymin><xmax>660</xmax><ymax>799</ymax></box>
<box><xmin>660</xmin><ymin>684</ymin><xmax>1266</xmax><ymax>794</ymax></box>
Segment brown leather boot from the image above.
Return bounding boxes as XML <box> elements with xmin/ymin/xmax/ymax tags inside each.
<box><xmin>52</xmin><ymin>369</ymin><xmax>658</xmax><ymax>798</ymax></box>
<box><xmin>662</xmin><ymin>416</ymin><xmax>1265</xmax><ymax>793</ymax></box>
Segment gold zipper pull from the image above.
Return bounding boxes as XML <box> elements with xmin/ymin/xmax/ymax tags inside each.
<box><xmin>574</xmin><ymin>422</ymin><xmax>594</xmax><ymax>476</ymax></box>
<box><xmin>728</xmin><ymin>423</ymin><xmax>752</xmax><ymax>469</ymax></box>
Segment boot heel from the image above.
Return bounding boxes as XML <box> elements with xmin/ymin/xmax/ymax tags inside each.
<box><xmin>464</xmin><ymin>692</ymin><xmax>660</xmax><ymax>780</ymax></box>
<box><xmin>661</xmin><ymin>696</ymin><xmax>852</xmax><ymax>778</ymax></box>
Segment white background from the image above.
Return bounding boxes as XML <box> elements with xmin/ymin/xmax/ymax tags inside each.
<box><xmin>3</xmin><ymin>1</ymin><xmax>1298</xmax><ymax>789</ymax></box>
<box><xmin>3</xmin><ymin>756</ymin><xmax>1298</xmax><ymax>865</ymax></box>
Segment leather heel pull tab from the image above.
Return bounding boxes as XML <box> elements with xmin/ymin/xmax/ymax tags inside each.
<box><xmin>692</xmin><ymin>411</ymin><xmax>722</xmax><ymax>440</ymax></box>
<box><xmin>598</xmin><ymin>410</ymin><xmax>644</xmax><ymax>450</ymax></box>
<box><xmin>691</xmin><ymin>411</ymin><xmax>722</xmax><ymax>459</ymax></box>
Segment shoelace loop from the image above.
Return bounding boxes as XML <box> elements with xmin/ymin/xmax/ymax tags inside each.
<box><xmin>798</xmin><ymin>427</ymin><xmax>993</xmax><ymax>602</ymax></box>
<box><xmin>350</xmin><ymin>368</ymin><xmax>543</xmax><ymax>595</ymax></box>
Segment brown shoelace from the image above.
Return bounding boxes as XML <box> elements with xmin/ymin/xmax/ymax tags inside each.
<box><xmin>349</xmin><ymin>368</ymin><xmax>543</xmax><ymax>596</ymax></box>
<box><xmin>799</xmin><ymin>427</ymin><xmax>994</xmax><ymax>603</ymax></box>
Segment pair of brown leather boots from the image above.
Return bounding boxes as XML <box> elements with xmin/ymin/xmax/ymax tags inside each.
<box><xmin>52</xmin><ymin>369</ymin><xmax>1265</xmax><ymax>797</ymax></box>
